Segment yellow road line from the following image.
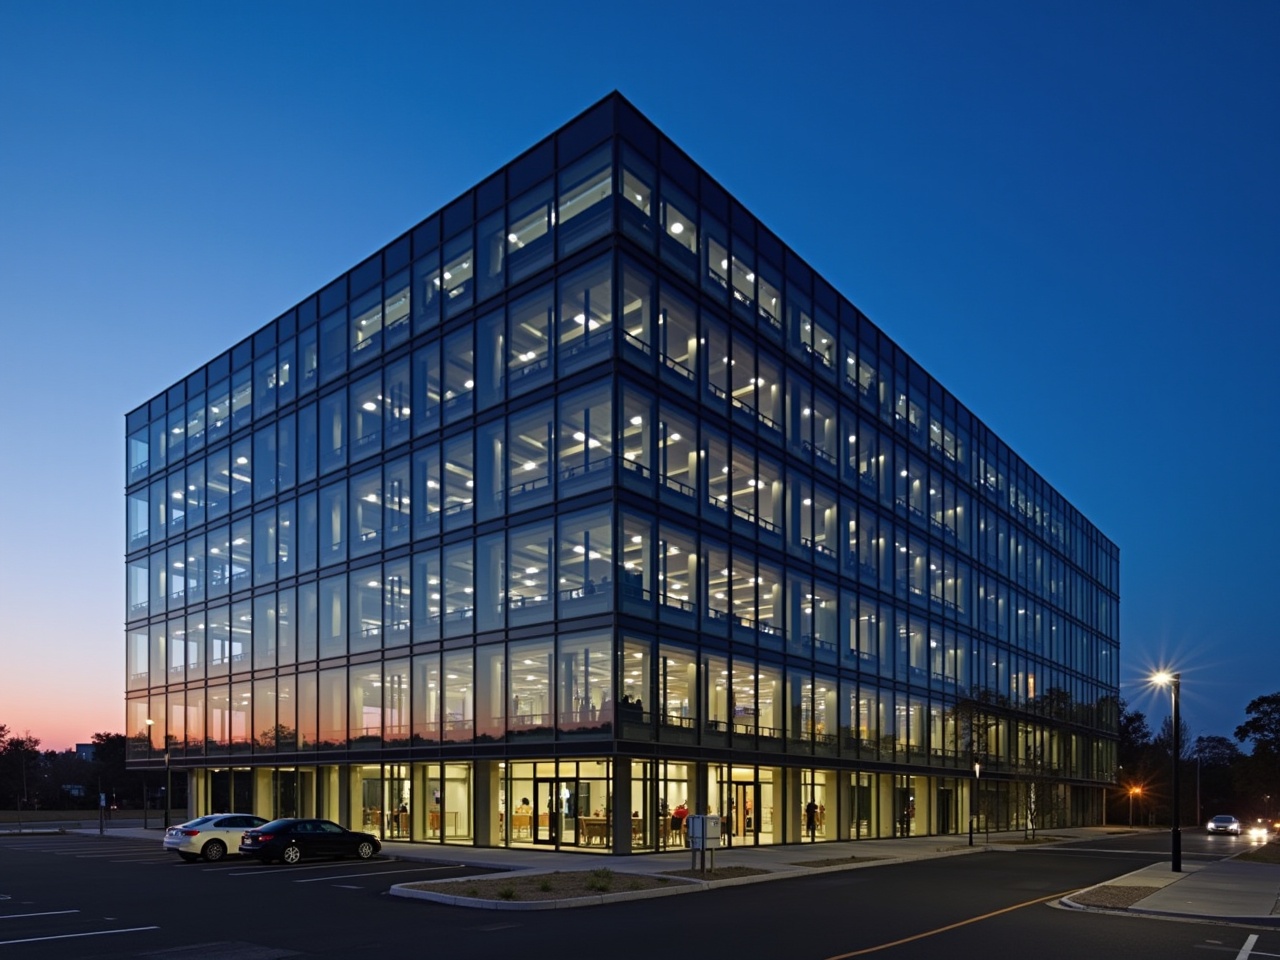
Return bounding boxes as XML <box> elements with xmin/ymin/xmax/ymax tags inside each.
<box><xmin>821</xmin><ymin>888</ymin><xmax>1079</xmax><ymax>959</ymax></box>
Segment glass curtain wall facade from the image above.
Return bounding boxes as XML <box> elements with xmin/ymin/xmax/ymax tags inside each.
<box><xmin>124</xmin><ymin>93</ymin><xmax>1120</xmax><ymax>854</ymax></box>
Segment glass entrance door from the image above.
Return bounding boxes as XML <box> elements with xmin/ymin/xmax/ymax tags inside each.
<box><xmin>725</xmin><ymin>781</ymin><xmax>758</xmax><ymax>846</ymax></box>
<box><xmin>533</xmin><ymin>778</ymin><xmax>580</xmax><ymax>846</ymax></box>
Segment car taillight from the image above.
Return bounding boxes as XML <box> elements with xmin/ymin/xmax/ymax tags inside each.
<box><xmin>256</xmin><ymin>834</ymin><xmax>273</xmax><ymax>841</ymax></box>
<box><xmin>182</xmin><ymin>830</ymin><xmax>200</xmax><ymax>836</ymax></box>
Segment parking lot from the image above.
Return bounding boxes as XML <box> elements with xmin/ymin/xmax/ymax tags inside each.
<box><xmin>0</xmin><ymin>832</ymin><xmax>492</xmax><ymax>957</ymax></box>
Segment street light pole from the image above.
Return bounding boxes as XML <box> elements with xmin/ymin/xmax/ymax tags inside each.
<box><xmin>163</xmin><ymin>750</ymin><xmax>171</xmax><ymax>829</ymax></box>
<box><xmin>144</xmin><ymin>718</ymin><xmax>154</xmax><ymax>830</ymax></box>
<box><xmin>1154</xmin><ymin>671</ymin><xmax>1182</xmax><ymax>872</ymax></box>
<box><xmin>969</xmin><ymin>761</ymin><xmax>981</xmax><ymax>846</ymax></box>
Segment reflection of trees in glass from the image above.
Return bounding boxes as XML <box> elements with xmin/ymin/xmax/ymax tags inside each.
<box><xmin>256</xmin><ymin>724</ymin><xmax>298</xmax><ymax>751</ymax></box>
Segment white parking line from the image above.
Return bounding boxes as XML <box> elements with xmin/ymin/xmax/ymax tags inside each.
<box><xmin>223</xmin><ymin>859</ymin><xmax>391</xmax><ymax>877</ymax></box>
<box><xmin>0</xmin><ymin>925</ymin><xmax>159</xmax><ymax>946</ymax></box>
<box><xmin>0</xmin><ymin>910</ymin><xmax>79</xmax><ymax>921</ymax></box>
<box><xmin>293</xmin><ymin>865</ymin><xmax>457</xmax><ymax>883</ymax></box>
<box><xmin>1235</xmin><ymin>934</ymin><xmax>1259</xmax><ymax>960</ymax></box>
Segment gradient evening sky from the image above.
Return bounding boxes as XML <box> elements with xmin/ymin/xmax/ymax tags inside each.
<box><xmin>1</xmin><ymin>1</ymin><xmax>1276</xmax><ymax>751</ymax></box>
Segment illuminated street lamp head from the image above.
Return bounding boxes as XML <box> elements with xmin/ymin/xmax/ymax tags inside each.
<box><xmin>1152</xmin><ymin>671</ymin><xmax>1173</xmax><ymax>686</ymax></box>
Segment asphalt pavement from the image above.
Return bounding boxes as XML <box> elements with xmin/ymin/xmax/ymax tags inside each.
<box><xmin>15</xmin><ymin>822</ymin><xmax>1277</xmax><ymax>923</ymax></box>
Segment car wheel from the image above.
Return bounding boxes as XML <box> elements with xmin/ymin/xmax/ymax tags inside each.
<box><xmin>282</xmin><ymin>844</ymin><xmax>302</xmax><ymax>865</ymax></box>
<box><xmin>178</xmin><ymin>852</ymin><xmax>199</xmax><ymax>863</ymax></box>
<box><xmin>202</xmin><ymin>839</ymin><xmax>227</xmax><ymax>862</ymax></box>
<box><xmin>356</xmin><ymin>841</ymin><xmax>376</xmax><ymax>860</ymax></box>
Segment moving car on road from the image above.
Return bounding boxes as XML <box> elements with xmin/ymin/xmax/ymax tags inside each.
<box><xmin>1205</xmin><ymin>814</ymin><xmax>1242</xmax><ymax>835</ymax></box>
<box><xmin>238</xmin><ymin>818</ymin><xmax>381</xmax><ymax>865</ymax></box>
<box><xmin>164</xmin><ymin>814</ymin><xmax>269</xmax><ymax>862</ymax></box>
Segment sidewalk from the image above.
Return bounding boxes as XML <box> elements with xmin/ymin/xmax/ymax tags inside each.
<box><xmin>53</xmin><ymin>824</ymin><xmax>1280</xmax><ymax>922</ymax></box>
<box><xmin>1061</xmin><ymin>856</ymin><xmax>1280</xmax><ymax>926</ymax></box>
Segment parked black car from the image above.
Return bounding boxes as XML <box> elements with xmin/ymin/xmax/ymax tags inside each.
<box><xmin>238</xmin><ymin>818</ymin><xmax>381</xmax><ymax>865</ymax></box>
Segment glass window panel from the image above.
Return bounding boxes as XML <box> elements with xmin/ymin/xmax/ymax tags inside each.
<box><xmin>557</xmin><ymin>256</ymin><xmax>612</xmax><ymax>374</ymax></box>
<box><xmin>443</xmin><ymin>648</ymin><xmax>473</xmax><ymax>742</ymax></box>
<box><xmin>184</xmin><ymin>393</ymin><xmax>206</xmax><ymax>461</ymax></box>
<box><xmin>412</xmin><ymin>246</ymin><xmax>441</xmax><ymax>335</ymax></box>
<box><xmin>557</xmin><ymin>505</ymin><xmax>612</xmax><ymax>615</ymax></box>
<box><xmin>443</xmin><ymin>327</ymin><xmax>474</xmax><ymax>423</ymax></box>
<box><xmin>349</xmin><ymin>564</ymin><xmax>382</xmax><ymax>655</ymax></box>
<box><xmin>319</xmin><ymin>390</ymin><xmax>347</xmax><ymax>475</ymax></box>
<box><xmin>230</xmin><ymin>598</ymin><xmax>251</xmax><ymax>673</ymax></box>
<box><xmin>412</xmin><ymin>443</ymin><xmax>441</xmax><ymax>540</ymax></box>
<box><xmin>507</xmin><ymin>180</ymin><xmax>554</xmax><ymax>283</ymax></box>
<box><xmin>230</xmin><ymin>517</ymin><xmax>251</xmax><ymax>592</ymax></box>
<box><xmin>384</xmin><ymin>455</ymin><xmax>410</xmax><ymax>549</ymax></box>
<box><xmin>658</xmin><ymin>282</ymin><xmax>698</xmax><ymax>387</ymax></box>
<box><xmin>208</xmin><ymin>377</ymin><xmax>230</xmax><ymax>444</ymax></box>
<box><xmin>475</xmin><ymin>531</ymin><xmax>504</xmax><ymax>634</ymax></box>
<box><xmin>657</xmin><ymin>523</ymin><xmax>697</xmax><ymax>614</ymax></box>
<box><xmin>442</xmin><ymin>231</ymin><xmax>474</xmax><ymax>318</ymax></box>
<box><xmin>657</xmin><ymin>401</ymin><xmax>697</xmax><ymax>500</ymax></box>
<box><xmin>208</xmin><ymin>525</ymin><xmax>230</xmax><ymax>600</ymax></box>
<box><xmin>253</xmin><ymin>593</ymin><xmax>276</xmax><ymax>670</ymax></box>
<box><xmin>185</xmin><ymin>610</ymin><xmax>205</xmax><ymax>681</ymax></box>
<box><xmin>620</xmin><ymin>258</ymin><xmax>655</xmax><ymax>365</ymax></box>
<box><xmin>166</xmin><ymin>406</ymin><xmax>186</xmax><ymax>464</ymax></box>
<box><xmin>277</xmin><ymin>587</ymin><xmax>296</xmax><ymax>668</ymax></box>
<box><xmin>319</xmin><ymin>573</ymin><xmax>346</xmax><ymax>659</ymax></box>
<box><xmin>149</xmin><ymin>417</ymin><xmax>167</xmax><ymax>475</ymax></box>
<box><xmin>412</xmin><ymin>339</ymin><xmax>441</xmax><ymax>437</ymax></box>
<box><xmin>128</xmin><ymin>427</ymin><xmax>150</xmax><ymax>484</ymax></box>
<box><xmin>253</xmin><ymin>507</ymin><xmax>276</xmax><ymax>586</ymax></box>
<box><xmin>443</xmin><ymin>541</ymin><xmax>474</xmax><ymax>637</ymax></box>
<box><xmin>508</xmin><ymin>518</ymin><xmax>554</xmax><ymax>627</ymax></box>
<box><xmin>297</xmin><ymin>490</ymin><xmax>317</xmax><ymax>574</ymax></box>
<box><xmin>319</xmin><ymin>480</ymin><xmax>347</xmax><ymax>567</ymax></box>
<box><xmin>253</xmin><ymin>424</ymin><xmax>276</xmax><ymax>502</ymax></box>
<box><xmin>298</xmin><ymin>581</ymin><xmax>317</xmax><ymax>662</ymax></box>
<box><xmin>185</xmin><ymin>534</ymin><xmax>205</xmax><ymax>606</ymax></box>
<box><xmin>253</xmin><ymin>350</ymin><xmax>278</xmax><ymax>420</ymax></box>
<box><xmin>318</xmin><ymin>667</ymin><xmax>347</xmax><ymax>748</ymax></box>
<box><xmin>207</xmin><ymin>604</ymin><xmax>230</xmax><ymax>677</ymax></box>
<box><xmin>476</xmin><ymin>210</ymin><xmax>505</xmax><ymax>303</ymax></box>
<box><xmin>558</xmin><ymin>381</ymin><xmax>612</xmax><ymax>494</ymax></box>
<box><xmin>475</xmin><ymin>310</ymin><xmax>504</xmax><ymax>411</ymax></box>
<box><xmin>475</xmin><ymin>417</ymin><xmax>503</xmax><ymax>523</ymax></box>
<box><xmin>412</xmin><ymin>548</ymin><xmax>442</xmax><ymax>643</ymax></box>
<box><xmin>349</xmin><ymin>466</ymin><xmax>382</xmax><ymax>558</ymax></box>
<box><xmin>702</xmin><ymin>212</ymin><xmax>728</xmax><ymax>301</ymax></box>
<box><xmin>557</xmin><ymin>631</ymin><xmax>612</xmax><ymax>734</ymax></box>
<box><xmin>349</xmin><ymin>372</ymin><xmax>382</xmax><ymax>462</ymax></box>
<box><xmin>509</xmin><ymin>637</ymin><xmax>554</xmax><ymax>738</ymax></box>
<box><xmin>230</xmin><ymin>437</ymin><xmax>252</xmax><ymax>511</ymax></box>
<box><xmin>298</xmin><ymin>401</ymin><xmax>317</xmax><ymax>483</ymax></box>
<box><xmin>382</xmin><ymin>557</ymin><xmax>411</xmax><ymax>648</ymax></box>
<box><xmin>620</xmin><ymin>145</ymin><xmax>655</xmax><ymax>247</ymax></box>
<box><xmin>230</xmin><ymin>365</ymin><xmax>253</xmax><ymax>431</ymax></box>
<box><xmin>558</xmin><ymin>143</ymin><xmax>612</xmax><ymax>256</ymax></box>
<box><xmin>277</xmin><ymin>412</ymin><xmax>296</xmax><ymax>493</ymax></box>
<box><xmin>659</xmin><ymin>182</ymin><xmax>697</xmax><ymax>278</ymax></box>
<box><xmin>507</xmin><ymin>398</ymin><xmax>555</xmax><ymax>512</ymax></box>
<box><xmin>619</xmin><ymin>509</ymin><xmax>653</xmax><ymax>607</ymax></box>
<box><xmin>443</xmin><ymin>432</ymin><xmax>474</xmax><ymax>531</ymax></box>
<box><xmin>412</xmin><ymin>651</ymin><xmax>441</xmax><ymax>744</ymax></box>
<box><xmin>508</xmin><ymin>284</ymin><xmax>554</xmax><ymax>396</ymax></box>
<box><xmin>384</xmin><ymin>268</ymin><xmax>410</xmax><ymax>350</ymax></box>
<box><xmin>619</xmin><ymin>384</ymin><xmax>653</xmax><ymax>489</ymax></box>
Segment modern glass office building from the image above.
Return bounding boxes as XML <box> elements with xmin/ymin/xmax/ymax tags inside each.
<box><xmin>124</xmin><ymin>93</ymin><xmax>1119</xmax><ymax>854</ymax></box>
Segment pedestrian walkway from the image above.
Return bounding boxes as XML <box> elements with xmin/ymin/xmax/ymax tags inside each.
<box><xmin>1061</xmin><ymin>857</ymin><xmax>1280</xmax><ymax>926</ymax></box>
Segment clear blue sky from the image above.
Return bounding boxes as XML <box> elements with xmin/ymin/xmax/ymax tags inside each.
<box><xmin>1</xmin><ymin>1</ymin><xmax>1276</xmax><ymax>750</ymax></box>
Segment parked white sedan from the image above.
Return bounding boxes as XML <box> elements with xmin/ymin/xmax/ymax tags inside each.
<box><xmin>163</xmin><ymin>814</ymin><xmax>269</xmax><ymax>862</ymax></box>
